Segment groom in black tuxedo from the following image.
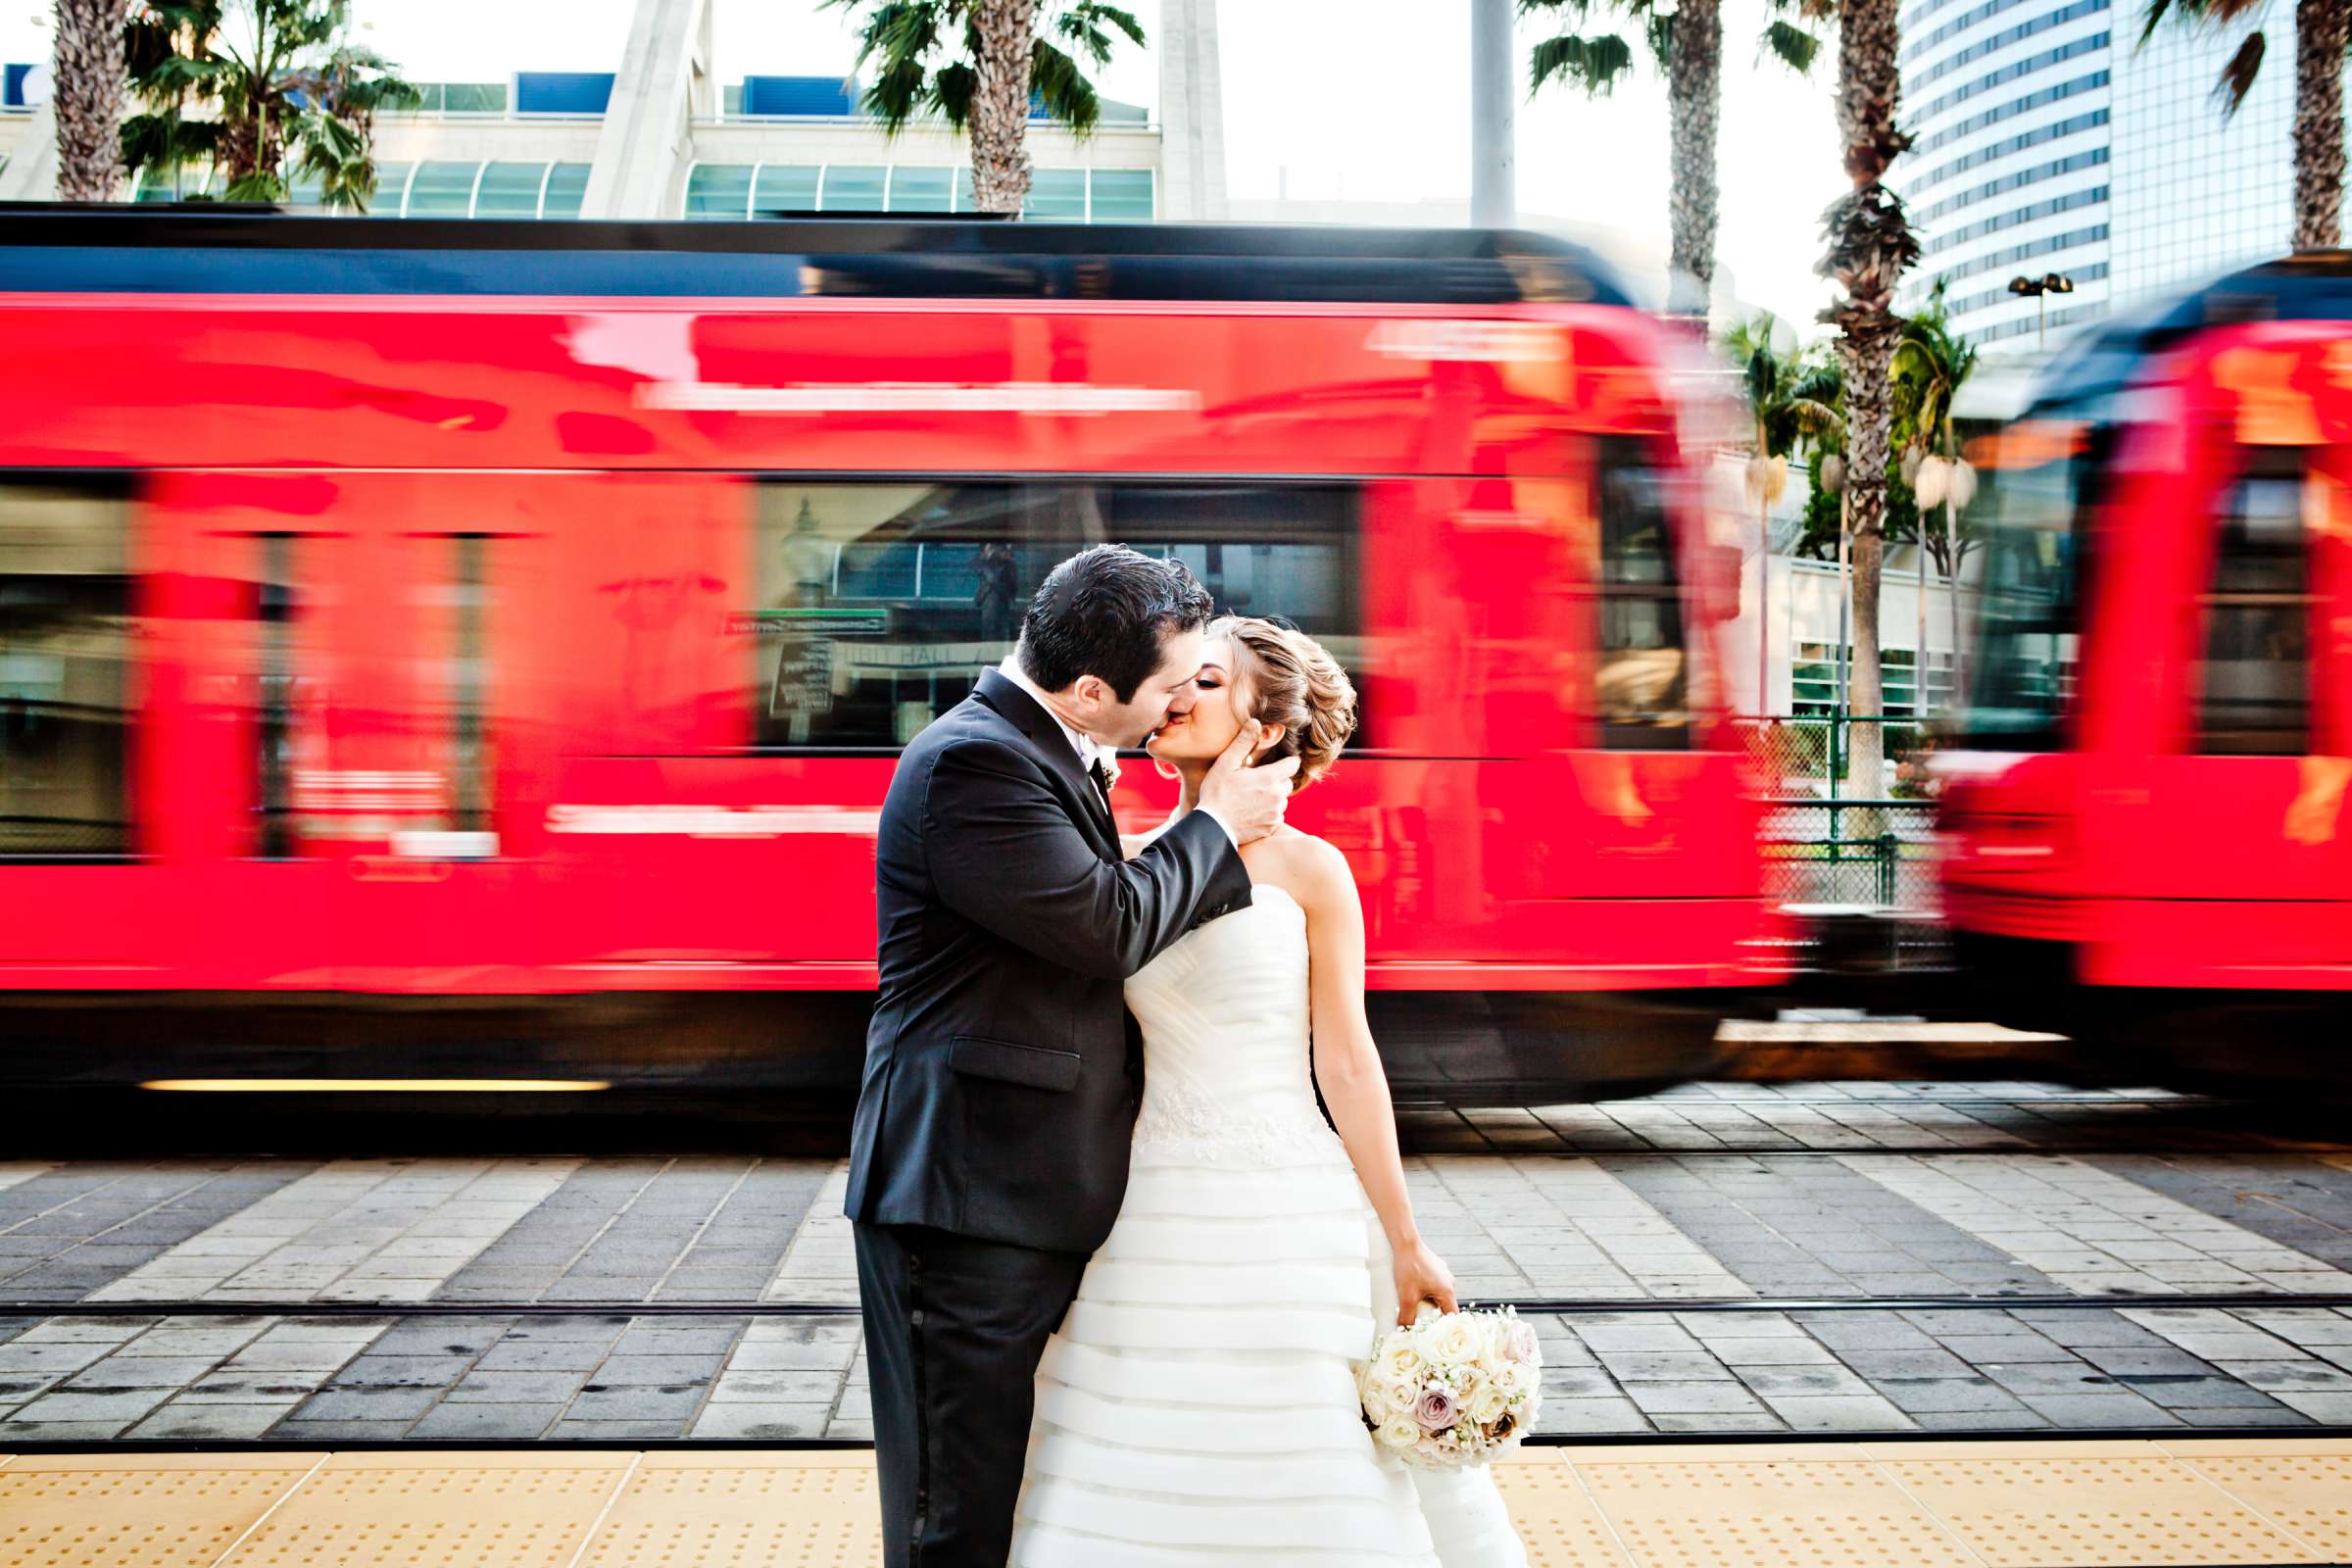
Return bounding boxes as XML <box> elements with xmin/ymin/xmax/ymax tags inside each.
<box><xmin>847</xmin><ymin>544</ymin><xmax>1295</xmax><ymax>1566</ymax></box>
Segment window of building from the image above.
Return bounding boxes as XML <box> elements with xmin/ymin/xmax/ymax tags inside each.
<box><xmin>888</xmin><ymin>167</ymin><xmax>953</xmax><ymax>212</ymax></box>
<box><xmin>753</xmin><ymin>164</ymin><xmax>820</xmax><ymax>213</ymax></box>
<box><xmin>473</xmin><ymin>162</ymin><xmax>549</xmax><ymax>219</ymax></box>
<box><xmin>2196</xmin><ymin>450</ymin><xmax>2312</xmax><ymax>755</ymax></box>
<box><xmin>1089</xmin><ymin>169</ymin><xmax>1154</xmax><ymax>220</ymax></box>
<box><xmin>744</xmin><ymin>482</ymin><xmax>1362</xmax><ymax>750</ymax></box>
<box><xmin>819</xmin><ymin>165</ymin><xmax>887</xmax><ymax>211</ymax></box>
<box><xmin>686</xmin><ymin>163</ymin><xmax>756</xmax><ymax>220</ymax></box>
<box><xmin>0</xmin><ymin>479</ymin><xmax>138</xmax><ymax>858</ymax></box>
<box><xmin>1025</xmin><ymin>168</ymin><xmax>1088</xmax><ymax>220</ymax></box>
<box><xmin>542</xmin><ymin>164</ymin><xmax>590</xmax><ymax>218</ymax></box>
<box><xmin>405</xmin><ymin>161</ymin><xmax>480</xmax><ymax>217</ymax></box>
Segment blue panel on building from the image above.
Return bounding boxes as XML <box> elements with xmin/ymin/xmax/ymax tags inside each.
<box><xmin>740</xmin><ymin>75</ymin><xmax>860</xmax><ymax>117</ymax></box>
<box><xmin>515</xmin><ymin>72</ymin><xmax>614</xmax><ymax>116</ymax></box>
<box><xmin>4</xmin><ymin>64</ymin><xmax>32</xmax><ymax>109</ymax></box>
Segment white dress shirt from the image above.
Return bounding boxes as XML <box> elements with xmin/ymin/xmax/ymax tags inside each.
<box><xmin>999</xmin><ymin>657</ymin><xmax>1235</xmax><ymax>846</ymax></box>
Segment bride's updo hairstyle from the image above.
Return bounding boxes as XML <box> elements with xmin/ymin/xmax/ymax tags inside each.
<box><xmin>1213</xmin><ymin>615</ymin><xmax>1358</xmax><ymax>794</ymax></box>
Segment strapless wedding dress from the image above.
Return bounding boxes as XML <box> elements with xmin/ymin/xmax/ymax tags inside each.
<box><xmin>1009</xmin><ymin>882</ymin><xmax>1527</xmax><ymax>1567</ymax></box>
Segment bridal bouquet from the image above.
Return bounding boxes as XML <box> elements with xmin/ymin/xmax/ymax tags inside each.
<box><xmin>1358</xmin><ymin>1305</ymin><xmax>1543</xmax><ymax>1470</ymax></box>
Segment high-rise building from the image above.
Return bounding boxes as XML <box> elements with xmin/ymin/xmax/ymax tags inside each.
<box><xmin>1893</xmin><ymin>0</ymin><xmax>2293</xmax><ymax>353</ymax></box>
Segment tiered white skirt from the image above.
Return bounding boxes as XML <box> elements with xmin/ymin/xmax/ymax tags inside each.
<box><xmin>1008</xmin><ymin>1133</ymin><xmax>1526</xmax><ymax>1567</ymax></box>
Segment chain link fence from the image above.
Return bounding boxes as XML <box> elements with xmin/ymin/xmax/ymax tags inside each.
<box><xmin>1731</xmin><ymin>712</ymin><xmax>1950</xmax><ymax>973</ymax></box>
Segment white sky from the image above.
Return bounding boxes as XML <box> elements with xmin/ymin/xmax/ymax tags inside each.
<box><xmin>0</xmin><ymin>0</ymin><xmax>1847</xmax><ymax>330</ymax></box>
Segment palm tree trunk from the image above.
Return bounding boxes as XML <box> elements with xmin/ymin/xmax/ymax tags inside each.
<box><xmin>2293</xmin><ymin>0</ymin><xmax>2348</xmax><ymax>250</ymax></box>
<box><xmin>1820</xmin><ymin>0</ymin><xmax>1917</xmax><ymax>837</ymax></box>
<box><xmin>971</xmin><ymin>0</ymin><xmax>1038</xmax><ymax>215</ymax></box>
<box><xmin>53</xmin><ymin>0</ymin><xmax>125</xmax><ymax>203</ymax></box>
<box><xmin>1666</xmin><ymin>0</ymin><xmax>1723</xmax><ymax>318</ymax></box>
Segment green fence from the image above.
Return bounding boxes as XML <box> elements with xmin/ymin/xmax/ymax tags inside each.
<box><xmin>1731</xmin><ymin>711</ymin><xmax>1945</xmax><ymax>921</ymax></box>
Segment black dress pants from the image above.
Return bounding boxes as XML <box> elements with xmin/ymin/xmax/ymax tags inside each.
<box><xmin>853</xmin><ymin>1221</ymin><xmax>1089</xmax><ymax>1568</ymax></box>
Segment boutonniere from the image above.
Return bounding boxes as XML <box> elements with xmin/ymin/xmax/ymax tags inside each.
<box><xmin>1097</xmin><ymin>752</ymin><xmax>1122</xmax><ymax>790</ymax></box>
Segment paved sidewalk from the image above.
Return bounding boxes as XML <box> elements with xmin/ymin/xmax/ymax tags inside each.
<box><xmin>4</xmin><ymin>1088</ymin><xmax>2351</xmax><ymax>1443</ymax></box>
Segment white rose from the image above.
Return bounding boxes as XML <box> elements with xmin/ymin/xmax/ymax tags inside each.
<box><xmin>1375</xmin><ymin>1414</ymin><xmax>1423</xmax><ymax>1451</ymax></box>
<box><xmin>1424</xmin><ymin>1316</ymin><xmax>1483</xmax><ymax>1366</ymax></box>
<box><xmin>1375</xmin><ymin>1339</ymin><xmax>1427</xmax><ymax>1385</ymax></box>
<box><xmin>1360</xmin><ymin>1377</ymin><xmax>1397</xmax><ymax>1419</ymax></box>
<box><xmin>1465</xmin><ymin>1383</ymin><xmax>1509</xmax><ymax>1424</ymax></box>
<box><xmin>1493</xmin><ymin>1360</ymin><xmax>1534</xmax><ymax>1400</ymax></box>
<box><xmin>1384</xmin><ymin>1378</ymin><xmax>1423</xmax><ymax>1417</ymax></box>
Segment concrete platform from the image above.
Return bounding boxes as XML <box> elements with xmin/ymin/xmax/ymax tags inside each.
<box><xmin>4</xmin><ymin>1440</ymin><xmax>2351</xmax><ymax>1566</ymax></box>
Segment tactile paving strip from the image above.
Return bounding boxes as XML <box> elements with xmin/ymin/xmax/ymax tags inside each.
<box><xmin>2167</xmin><ymin>1441</ymin><xmax>2352</xmax><ymax>1563</ymax></box>
<box><xmin>0</xmin><ymin>1453</ymin><xmax>319</xmax><ymax>1568</ymax></box>
<box><xmin>1876</xmin><ymin>1445</ymin><xmax>2321</xmax><ymax>1567</ymax></box>
<box><xmin>8</xmin><ymin>1440</ymin><xmax>2352</xmax><ymax>1568</ymax></box>
<box><xmin>1488</xmin><ymin>1458</ymin><xmax>1633</xmax><ymax>1568</ymax></box>
<box><xmin>216</xmin><ymin>1451</ymin><xmax>636</xmax><ymax>1568</ymax></box>
<box><xmin>579</xmin><ymin>1453</ymin><xmax>882</xmax><ymax>1568</ymax></box>
<box><xmin>1566</xmin><ymin>1448</ymin><xmax>1977</xmax><ymax>1568</ymax></box>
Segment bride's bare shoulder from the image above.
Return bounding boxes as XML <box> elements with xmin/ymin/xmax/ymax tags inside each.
<box><xmin>1249</xmin><ymin>829</ymin><xmax>1356</xmax><ymax>909</ymax></box>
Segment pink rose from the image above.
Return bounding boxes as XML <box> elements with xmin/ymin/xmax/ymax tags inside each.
<box><xmin>1414</xmin><ymin>1386</ymin><xmax>1459</xmax><ymax>1432</ymax></box>
<box><xmin>1505</xmin><ymin>1320</ymin><xmax>1541</xmax><ymax>1364</ymax></box>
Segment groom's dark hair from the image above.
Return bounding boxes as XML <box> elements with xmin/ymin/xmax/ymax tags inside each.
<box><xmin>1017</xmin><ymin>545</ymin><xmax>1214</xmax><ymax>702</ymax></box>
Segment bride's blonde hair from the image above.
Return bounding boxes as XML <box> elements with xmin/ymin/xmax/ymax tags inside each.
<box><xmin>1212</xmin><ymin>615</ymin><xmax>1358</xmax><ymax>795</ymax></box>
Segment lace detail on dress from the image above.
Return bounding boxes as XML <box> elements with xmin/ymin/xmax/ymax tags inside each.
<box><xmin>1133</xmin><ymin>1077</ymin><xmax>1346</xmax><ymax>1168</ymax></box>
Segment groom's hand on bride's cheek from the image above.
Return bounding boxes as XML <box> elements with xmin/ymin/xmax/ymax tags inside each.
<box><xmin>1200</xmin><ymin>721</ymin><xmax>1297</xmax><ymax>845</ymax></box>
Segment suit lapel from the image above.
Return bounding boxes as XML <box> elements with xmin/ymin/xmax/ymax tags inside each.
<box><xmin>973</xmin><ymin>668</ymin><xmax>1118</xmax><ymax>854</ymax></box>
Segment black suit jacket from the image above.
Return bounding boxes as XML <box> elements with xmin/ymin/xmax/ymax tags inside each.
<box><xmin>844</xmin><ymin>668</ymin><xmax>1255</xmax><ymax>1254</ymax></box>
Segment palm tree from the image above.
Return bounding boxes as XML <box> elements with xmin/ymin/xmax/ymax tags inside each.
<box><xmin>1817</xmin><ymin>0</ymin><xmax>1920</xmax><ymax>816</ymax></box>
<box><xmin>120</xmin><ymin>1</ymin><xmax>417</xmax><ymax>211</ymax></box>
<box><xmin>1726</xmin><ymin>314</ymin><xmax>1842</xmax><ymax>713</ymax></box>
<box><xmin>820</xmin><ymin>0</ymin><xmax>1146</xmax><ymax>215</ymax></box>
<box><xmin>1523</xmin><ymin>0</ymin><xmax>1833</xmax><ymax>317</ymax></box>
<box><xmin>2142</xmin><ymin>0</ymin><xmax>2347</xmax><ymax>249</ymax></box>
<box><xmin>54</xmin><ymin>0</ymin><xmax>128</xmax><ymax>202</ymax></box>
<box><xmin>1892</xmin><ymin>279</ymin><xmax>1980</xmax><ymax>716</ymax></box>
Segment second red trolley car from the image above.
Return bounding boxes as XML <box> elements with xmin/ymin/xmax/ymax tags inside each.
<box><xmin>1942</xmin><ymin>254</ymin><xmax>2352</xmax><ymax>1084</ymax></box>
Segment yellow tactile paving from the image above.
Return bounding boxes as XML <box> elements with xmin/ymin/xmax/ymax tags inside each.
<box><xmin>7</xmin><ymin>1441</ymin><xmax>2352</xmax><ymax>1568</ymax></box>
<box><xmin>0</xmin><ymin>1452</ymin><xmax>322</xmax><ymax>1568</ymax></box>
<box><xmin>1874</xmin><ymin>1446</ymin><xmax>2324</xmax><ymax>1566</ymax></box>
<box><xmin>2166</xmin><ymin>1444</ymin><xmax>2352</xmax><ymax>1563</ymax></box>
<box><xmin>214</xmin><ymin>1451</ymin><xmax>637</xmax><ymax>1568</ymax></box>
<box><xmin>579</xmin><ymin>1452</ymin><xmax>882</xmax><ymax>1568</ymax></box>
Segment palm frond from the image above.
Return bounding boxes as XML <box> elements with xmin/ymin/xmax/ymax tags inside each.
<box><xmin>1761</xmin><ymin>19</ymin><xmax>1822</xmax><ymax>72</ymax></box>
<box><xmin>1031</xmin><ymin>36</ymin><xmax>1102</xmax><ymax>134</ymax></box>
<box><xmin>222</xmin><ymin>169</ymin><xmax>285</xmax><ymax>203</ymax></box>
<box><xmin>862</xmin><ymin>54</ymin><xmax>933</xmax><ymax>131</ymax></box>
<box><xmin>2215</xmin><ymin>28</ymin><xmax>2266</xmax><ymax>113</ymax></box>
<box><xmin>1060</xmin><ymin>1</ymin><xmax>1147</xmax><ymax>55</ymax></box>
<box><xmin>1643</xmin><ymin>12</ymin><xmax>1674</xmax><ymax>71</ymax></box>
<box><xmin>928</xmin><ymin>60</ymin><xmax>976</xmax><ymax>128</ymax></box>
<box><xmin>1529</xmin><ymin>31</ymin><xmax>1638</xmax><ymax>94</ymax></box>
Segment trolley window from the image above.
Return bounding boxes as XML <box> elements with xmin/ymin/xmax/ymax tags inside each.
<box><xmin>2196</xmin><ymin>448</ymin><xmax>2313</xmax><ymax>756</ymax></box>
<box><xmin>1969</xmin><ymin>418</ymin><xmax>2093</xmax><ymax>749</ymax></box>
<box><xmin>0</xmin><ymin>478</ymin><xmax>138</xmax><ymax>858</ymax></box>
<box><xmin>1594</xmin><ymin>437</ymin><xmax>1690</xmax><ymax>748</ymax></box>
<box><xmin>744</xmin><ymin>481</ymin><xmax>1363</xmax><ymax>751</ymax></box>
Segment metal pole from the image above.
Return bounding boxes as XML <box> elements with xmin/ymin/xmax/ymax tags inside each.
<box><xmin>1472</xmin><ymin>0</ymin><xmax>1515</xmax><ymax>226</ymax></box>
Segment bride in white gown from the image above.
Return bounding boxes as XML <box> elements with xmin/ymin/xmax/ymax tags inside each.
<box><xmin>1010</xmin><ymin>616</ymin><xmax>1527</xmax><ymax>1568</ymax></box>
